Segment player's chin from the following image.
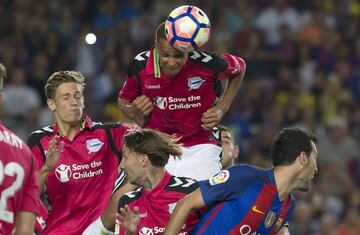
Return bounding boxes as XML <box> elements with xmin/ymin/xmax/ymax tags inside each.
<box><xmin>165</xmin><ymin>68</ymin><xmax>180</xmax><ymax>77</ymax></box>
<box><xmin>299</xmin><ymin>182</ymin><xmax>311</xmax><ymax>192</ymax></box>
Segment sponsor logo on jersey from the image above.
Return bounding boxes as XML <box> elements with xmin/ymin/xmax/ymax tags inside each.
<box><xmin>209</xmin><ymin>170</ymin><xmax>229</xmax><ymax>186</ymax></box>
<box><xmin>153</xmin><ymin>96</ymin><xmax>202</xmax><ymax>111</ymax></box>
<box><xmin>153</xmin><ymin>96</ymin><xmax>168</xmax><ymax>110</ymax></box>
<box><xmin>252</xmin><ymin>205</ymin><xmax>265</xmax><ymax>215</ymax></box>
<box><xmin>139</xmin><ymin>227</ymin><xmax>154</xmax><ymax>235</ymax></box>
<box><xmin>139</xmin><ymin>211</ymin><xmax>148</xmax><ymax>218</ymax></box>
<box><xmin>55</xmin><ymin>164</ymin><xmax>72</xmax><ymax>182</ymax></box>
<box><xmin>238</xmin><ymin>225</ymin><xmax>262</xmax><ymax>235</ymax></box>
<box><xmin>187</xmin><ymin>76</ymin><xmax>205</xmax><ymax>90</ymax></box>
<box><xmin>139</xmin><ymin>226</ymin><xmax>187</xmax><ymax>235</ymax></box>
<box><xmin>264</xmin><ymin>211</ymin><xmax>276</xmax><ymax>228</ymax></box>
<box><xmin>86</xmin><ymin>138</ymin><xmax>104</xmax><ymax>153</ymax></box>
<box><xmin>54</xmin><ymin>161</ymin><xmax>104</xmax><ymax>182</ymax></box>
<box><xmin>145</xmin><ymin>84</ymin><xmax>161</xmax><ymax>89</ymax></box>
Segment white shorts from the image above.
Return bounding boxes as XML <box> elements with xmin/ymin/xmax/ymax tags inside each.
<box><xmin>165</xmin><ymin>144</ymin><xmax>222</xmax><ymax>181</ymax></box>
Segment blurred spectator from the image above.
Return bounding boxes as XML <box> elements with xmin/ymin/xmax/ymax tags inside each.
<box><xmin>2</xmin><ymin>66</ymin><xmax>41</xmax><ymax>139</ymax></box>
<box><xmin>318</xmin><ymin>115</ymin><xmax>360</xmax><ymax>176</ymax></box>
<box><xmin>254</xmin><ymin>0</ymin><xmax>302</xmax><ymax>46</ymax></box>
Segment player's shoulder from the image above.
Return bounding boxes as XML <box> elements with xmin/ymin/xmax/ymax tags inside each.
<box><xmin>127</xmin><ymin>50</ymin><xmax>151</xmax><ymax>78</ymax></box>
<box><xmin>27</xmin><ymin>126</ymin><xmax>54</xmax><ymax>148</ymax></box>
<box><xmin>92</xmin><ymin>121</ymin><xmax>137</xmax><ymax>133</ymax></box>
<box><xmin>92</xmin><ymin>121</ymin><xmax>121</xmax><ymax>130</ymax></box>
<box><xmin>0</xmin><ymin>124</ymin><xmax>31</xmax><ymax>154</ymax></box>
<box><xmin>164</xmin><ymin>175</ymin><xmax>199</xmax><ymax>194</ymax></box>
<box><xmin>222</xmin><ymin>164</ymin><xmax>269</xmax><ymax>183</ymax></box>
<box><xmin>118</xmin><ymin>188</ymin><xmax>142</xmax><ymax>210</ymax></box>
<box><xmin>188</xmin><ymin>50</ymin><xmax>228</xmax><ymax>72</ymax></box>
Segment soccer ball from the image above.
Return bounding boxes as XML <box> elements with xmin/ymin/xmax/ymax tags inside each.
<box><xmin>165</xmin><ymin>5</ymin><xmax>211</xmax><ymax>52</ymax></box>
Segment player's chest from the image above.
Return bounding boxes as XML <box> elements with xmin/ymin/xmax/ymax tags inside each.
<box><xmin>231</xmin><ymin>190</ymin><xmax>290</xmax><ymax>234</ymax></box>
<box><xmin>42</xmin><ymin>134</ymin><xmax>115</xmax><ymax>185</ymax></box>
<box><xmin>142</xmin><ymin>71</ymin><xmax>215</xmax><ymax>98</ymax></box>
<box><xmin>134</xmin><ymin>199</ymin><xmax>179</xmax><ymax>235</ymax></box>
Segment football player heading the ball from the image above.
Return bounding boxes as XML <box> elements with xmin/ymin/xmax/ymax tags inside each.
<box><xmin>118</xmin><ymin>5</ymin><xmax>246</xmax><ymax>181</ymax></box>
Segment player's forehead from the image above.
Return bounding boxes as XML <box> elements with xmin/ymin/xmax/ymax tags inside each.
<box><xmin>55</xmin><ymin>82</ymin><xmax>82</xmax><ymax>96</ymax></box>
<box><xmin>157</xmin><ymin>39</ymin><xmax>185</xmax><ymax>56</ymax></box>
<box><xmin>122</xmin><ymin>144</ymin><xmax>135</xmax><ymax>155</ymax></box>
<box><xmin>310</xmin><ymin>141</ymin><xmax>318</xmax><ymax>156</ymax></box>
<box><xmin>221</xmin><ymin>131</ymin><xmax>232</xmax><ymax>139</ymax></box>
<box><xmin>221</xmin><ymin>131</ymin><xmax>233</xmax><ymax>142</ymax></box>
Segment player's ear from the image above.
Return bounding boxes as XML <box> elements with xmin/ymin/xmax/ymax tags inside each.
<box><xmin>233</xmin><ymin>144</ymin><xmax>240</xmax><ymax>160</ymax></box>
<box><xmin>47</xmin><ymin>99</ymin><xmax>56</xmax><ymax>112</ymax></box>
<box><xmin>298</xmin><ymin>151</ymin><xmax>308</xmax><ymax>167</ymax></box>
<box><xmin>141</xmin><ymin>154</ymin><xmax>149</xmax><ymax>166</ymax></box>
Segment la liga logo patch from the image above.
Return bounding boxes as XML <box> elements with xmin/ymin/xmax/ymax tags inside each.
<box><xmin>209</xmin><ymin>170</ymin><xmax>230</xmax><ymax>186</ymax></box>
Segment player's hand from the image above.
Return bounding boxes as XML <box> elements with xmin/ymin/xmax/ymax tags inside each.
<box><xmin>116</xmin><ymin>205</ymin><xmax>140</xmax><ymax>233</ymax></box>
<box><xmin>44</xmin><ymin>135</ymin><xmax>65</xmax><ymax>170</ymax></box>
<box><xmin>201</xmin><ymin>106</ymin><xmax>225</xmax><ymax>130</ymax></box>
<box><xmin>132</xmin><ymin>95</ymin><xmax>153</xmax><ymax>117</ymax></box>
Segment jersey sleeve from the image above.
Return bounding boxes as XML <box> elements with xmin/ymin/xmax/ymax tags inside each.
<box><xmin>217</xmin><ymin>53</ymin><xmax>246</xmax><ymax>81</ymax></box>
<box><xmin>118</xmin><ymin>51</ymin><xmax>149</xmax><ymax>102</ymax></box>
<box><xmin>110</xmin><ymin>123</ymin><xmax>137</xmax><ymax>154</ymax></box>
<box><xmin>198</xmin><ymin>165</ymin><xmax>252</xmax><ymax>207</ymax></box>
<box><xmin>118</xmin><ymin>76</ymin><xmax>140</xmax><ymax>102</ymax></box>
<box><xmin>27</xmin><ymin>136</ymin><xmax>45</xmax><ymax>171</ymax></box>
<box><xmin>19</xmin><ymin>157</ymin><xmax>40</xmax><ymax>214</ymax></box>
<box><xmin>117</xmin><ymin>188</ymin><xmax>142</xmax><ymax>212</ymax></box>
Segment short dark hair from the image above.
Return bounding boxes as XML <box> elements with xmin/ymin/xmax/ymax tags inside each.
<box><xmin>218</xmin><ymin>125</ymin><xmax>235</xmax><ymax>142</ymax></box>
<box><xmin>124</xmin><ymin>129</ymin><xmax>182</xmax><ymax>167</ymax></box>
<box><xmin>45</xmin><ymin>71</ymin><xmax>85</xmax><ymax>99</ymax></box>
<box><xmin>155</xmin><ymin>21</ymin><xmax>167</xmax><ymax>43</ymax></box>
<box><xmin>0</xmin><ymin>63</ymin><xmax>6</xmax><ymax>91</ymax></box>
<box><xmin>271</xmin><ymin>127</ymin><xmax>317</xmax><ymax>166</ymax></box>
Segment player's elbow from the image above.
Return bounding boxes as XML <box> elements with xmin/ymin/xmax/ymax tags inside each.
<box><xmin>117</xmin><ymin>97</ymin><xmax>126</xmax><ymax>110</ymax></box>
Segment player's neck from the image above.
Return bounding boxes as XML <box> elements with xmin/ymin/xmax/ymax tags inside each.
<box><xmin>273</xmin><ymin>166</ymin><xmax>297</xmax><ymax>201</ymax></box>
<box><xmin>56</xmin><ymin>121</ymin><xmax>80</xmax><ymax>141</ymax></box>
<box><xmin>142</xmin><ymin>167</ymin><xmax>166</xmax><ymax>191</ymax></box>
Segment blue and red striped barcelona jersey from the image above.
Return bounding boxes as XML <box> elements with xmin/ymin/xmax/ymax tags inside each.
<box><xmin>191</xmin><ymin>164</ymin><xmax>296</xmax><ymax>235</ymax></box>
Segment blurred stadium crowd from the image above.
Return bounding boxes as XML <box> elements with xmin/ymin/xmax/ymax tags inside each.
<box><xmin>0</xmin><ymin>0</ymin><xmax>359</xmax><ymax>234</ymax></box>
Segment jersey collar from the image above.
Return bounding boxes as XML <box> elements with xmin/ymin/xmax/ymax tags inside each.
<box><xmin>53</xmin><ymin>115</ymin><xmax>92</xmax><ymax>137</ymax></box>
<box><xmin>142</xmin><ymin>171</ymin><xmax>172</xmax><ymax>198</ymax></box>
<box><xmin>145</xmin><ymin>47</ymin><xmax>157</xmax><ymax>77</ymax></box>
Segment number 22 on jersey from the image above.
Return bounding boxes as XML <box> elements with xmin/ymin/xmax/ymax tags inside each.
<box><xmin>0</xmin><ymin>160</ymin><xmax>25</xmax><ymax>223</ymax></box>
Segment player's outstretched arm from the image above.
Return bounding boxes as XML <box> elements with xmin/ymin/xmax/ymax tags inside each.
<box><xmin>201</xmin><ymin>55</ymin><xmax>246</xmax><ymax>131</ymax></box>
<box><xmin>118</xmin><ymin>95</ymin><xmax>153</xmax><ymax>126</ymax></box>
<box><xmin>164</xmin><ymin>188</ymin><xmax>205</xmax><ymax>235</ymax></box>
<box><xmin>14</xmin><ymin>211</ymin><xmax>36</xmax><ymax>235</ymax></box>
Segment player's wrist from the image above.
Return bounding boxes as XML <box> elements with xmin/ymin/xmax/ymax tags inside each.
<box><xmin>42</xmin><ymin>164</ymin><xmax>53</xmax><ymax>172</ymax></box>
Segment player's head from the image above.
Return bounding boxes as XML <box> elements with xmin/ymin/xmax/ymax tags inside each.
<box><xmin>120</xmin><ymin>129</ymin><xmax>182</xmax><ymax>185</ymax></box>
<box><xmin>45</xmin><ymin>71</ymin><xmax>85</xmax><ymax>125</ymax></box>
<box><xmin>271</xmin><ymin>127</ymin><xmax>318</xmax><ymax>191</ymax></box>
<box><xmin>218</xmin><ymin>125</ymin><xmax>239</xmax><ymax>168</ymax></box>
<box><xmin>0</xmin><ymin>63</ymin><xmax>6</xmax><ymax>101</ymax></box>
<box><xmin>155</xmin><ymin>22</ymin><xmax>188</xmax><ymax>77</ymax></box>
